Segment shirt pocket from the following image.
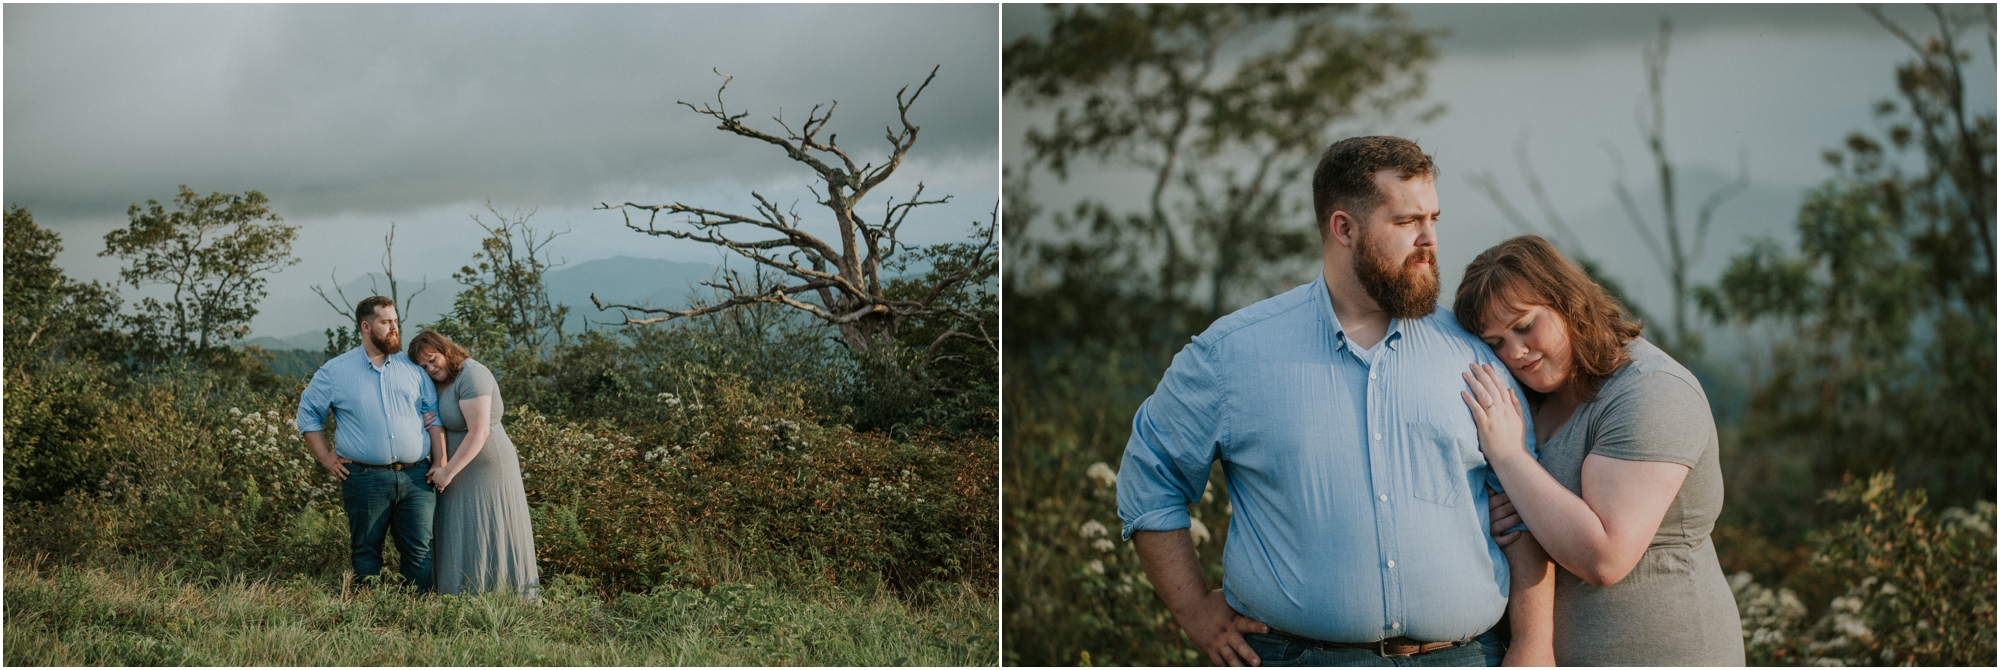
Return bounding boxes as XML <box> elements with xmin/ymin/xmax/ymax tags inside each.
<box><xmin>1402</xmin><ymin>422</ymin><xmax>1463</xmax><ymax>508</ymax></box>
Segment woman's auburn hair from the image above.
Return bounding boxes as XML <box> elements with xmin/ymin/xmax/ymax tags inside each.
<box><xmin>406</xmin><ymin>330</ymin><xmax>470</xmax><ymax>386</ymax></box>
<box><xmin>1453</xmin><ymin>235</ymin><xmax>1643</xmax><ymax>404</ymax></box>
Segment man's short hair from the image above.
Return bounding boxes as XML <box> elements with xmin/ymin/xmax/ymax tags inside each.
<box><xmin>1311</xmin><ymin>136</ymin><xmax>1437</xmax><ymax>239</ymax></box>
<box><xmin>355</xmin><ymin>295</ymin><xmax>396</xmax><ymax>327</ymax></box>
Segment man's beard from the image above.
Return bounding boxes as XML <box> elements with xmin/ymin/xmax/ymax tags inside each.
<box><xmin>1352</xmin><ymin>230</ymin><xmax>1440</xmax><ymax>319</ymax></box>
<box><xmin>370</xmin><ymin>328</ymin><xmax>402</xmax><ymax>354</ymax></box>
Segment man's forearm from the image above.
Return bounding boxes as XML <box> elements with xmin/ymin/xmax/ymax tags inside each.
<box><xmin>303</xmin><ymin>431</ymin><xmax>334</xmax><ymax>461</ymax></box>
<box><xmin>1133</xmin><ymin>529</ymin><xmax>1208</xmax><ymax>614</ymax></box>
<box><xmin>1502</xmin><ymin>532</ymin><xmax>1556</xmax><ymax>665</ymax></box>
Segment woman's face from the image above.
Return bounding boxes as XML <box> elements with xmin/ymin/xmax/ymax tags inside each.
<box><xmin>1477</xmin><ymin>298</ymin><xmax>1573</xmax><ymax>394</ymax></box>
<box><xmin>415</xmin><ymin>349</ymin><xmax>449</xmax><ymax>382</ymax></box>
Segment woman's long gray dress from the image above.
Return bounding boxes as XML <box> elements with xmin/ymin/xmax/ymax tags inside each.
<box><xmin>1540</xmin><ymin>338</ymin><xmax>1744</xmax><ymax>665</ymax></box>
<box><xmin>432</xmin><ymin>359</ymin><xmax>540</xmax><ymax>598</ymax></box>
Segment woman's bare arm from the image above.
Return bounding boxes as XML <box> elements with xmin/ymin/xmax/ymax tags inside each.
<box><xmin>1486</xmin><ymin>446</ymin><xmax>1687</xmax><ymax>586</ymax></box>
<box><xmin>1464</xmin><ymin>363</ymin><xmax>1690</xmax><ymax>587</ymax></box>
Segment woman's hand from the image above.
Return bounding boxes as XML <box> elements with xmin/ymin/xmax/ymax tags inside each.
<box><xmin>429</xmin><ymin>466</ymin><xmax>456</xmax><ymax>492</ymax></box>
<box><xmin>1462</xmin><ymin>363</ymin><xmax>1529</xmax><ymax>466</ymax></box>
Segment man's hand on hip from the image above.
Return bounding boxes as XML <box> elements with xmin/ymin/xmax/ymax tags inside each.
<box><xmin>317</xmin><ymin>453</ymin><xmax>353</xmax><ymax>481</ymax></box>
<box><xmin>301</xmin><ymin>431</ymin><xmax>351</xmax><ymax>481</ymax></box>
<box><xmin>1179</xmin><ymin>587</ymin><xmax>1271</xmax><ymax>667</ymax></box>
<box><xmin>1133</xmin><ymin>528</ymin><xmax>1271</xmax><ymax>666</ymax></box>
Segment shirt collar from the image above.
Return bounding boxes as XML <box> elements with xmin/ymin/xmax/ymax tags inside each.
<box><xmin>1315</xmin><ymin>273</ymin><xmax>1407</xmax><ymax>353</ymax></box>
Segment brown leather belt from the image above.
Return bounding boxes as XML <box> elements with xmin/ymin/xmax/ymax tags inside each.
<box><xmin>1270</xmin><ymin>630</ymin><xmax>1473</xmax><ymax>658</ymax></box>
<box><xmin>350</xmin><ymin>459</ymin><xmax>428</xmax><ymax>471</ymax></box>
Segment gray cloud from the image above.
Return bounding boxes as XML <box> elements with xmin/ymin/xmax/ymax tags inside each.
<box><xmin>7</xmin><ymin>3</ymin><xmax>998</xmax><ymax>219</ymax></box>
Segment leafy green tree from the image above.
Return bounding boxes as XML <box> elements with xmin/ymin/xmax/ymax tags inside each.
<box><xmin>4</xmin><ymin>205</ymin><xmax>124</xmax><ymax>503</ymax></box>
<box><xmin>4</xmin><ymin>205</ymin><xmax>124</xmax><ymax>364</ymax></box>
<box><xmin>428</xmin><ymin>203</ymin><xmax>570</xmax><ymax>361</ymax></box>
<box><xmin>1006</xmin><ymin>4</ymin><xmax>1441</xmax><ymax>325</ymax></box>
<box><xmin>99</xmin><ymin>186</ymin><xmax>299</xmax><ymax>360</ymax></box>
<box><xmin>1698</xmin><ymin>5</ymin><xmax>1994</xmax><ymax>531</ymax></box>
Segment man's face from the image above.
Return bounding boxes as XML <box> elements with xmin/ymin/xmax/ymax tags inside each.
<box><xmin>1351</xmin><ymin>171</ymin><xmax>1441</xmax><ymax>318</ymax></box>
<box><xmin>362</xmin><ymin>306</ymin><xmax>401</xmax><ymax>354</ymax></box>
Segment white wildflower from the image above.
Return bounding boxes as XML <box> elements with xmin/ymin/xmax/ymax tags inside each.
<box><xmin>1091</xmin><ymin>538</ymin><xmax>1116</xmax><ymax>552</ymax></box>
<box><xmin>1087</xmin><ymin>559</ymin><xmax>1105</xmax><ymax>575</ymax></box>
<box><xmin>1203</xmin><ymin>480</ymin><xmax>1215</xmax><ymax>504</ymax></box>
<box><xmin>1188</xmin><ymin>517</ymin><xmax>1211</xmax><ymax>546</ymax></box>
<box><xmin>1079</xmin><ymin>519</ymin><xmax>1108</xmax><ymax>539</ymax></box>
<box><xmin>229</xmin><ymin>407</ymin><xmax>242</xmax><ymax>416</ymax></box>
<box><xmin>1085</xmin><ymin>462</ymin><xmax>1117</xmax><ymax>489</ymax></box>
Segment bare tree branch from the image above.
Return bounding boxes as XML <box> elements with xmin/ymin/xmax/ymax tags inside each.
<box><xmin>597</xmin><ymin>66</ymin><xmax>986</xmax><ymax>356</ymax></box>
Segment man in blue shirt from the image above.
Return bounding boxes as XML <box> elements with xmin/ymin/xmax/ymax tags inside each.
<box><xmin>297</xmin><ymin>296</ymin><xmax>445</xmax><ymax>592</ymax></box>
<box><xmin>1119</xmin><ymin>136</ymin><xmax>1552</xmax><ymax>666</ymax></box>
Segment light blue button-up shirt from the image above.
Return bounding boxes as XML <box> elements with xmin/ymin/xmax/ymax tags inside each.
<box><xmin>295</xmin><ymin>347</ymin><xmax>439</xmax><ymax>465</ymax></box>
<box><xmin>1118</xmin><ymin>275</ymin><xmax>1536</xmax><ymax>644</ymax></box>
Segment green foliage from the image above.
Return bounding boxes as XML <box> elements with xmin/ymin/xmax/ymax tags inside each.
<box><xmin>1731</xmin><ymin>472</ymin><xmax>1995</xmax><ymax>666</ymax></box>
<box><xmin>99</xmin><ymin>186</ymin><xmax>300</xmax><ymax>359</ymax></box>
<box><xmin>5</xmin><ymin>368</ymin><xmax>347</xmax><ymax>579</ymax></box>
<box><xmin>510</xmin><ymin>374</ymin><xmax>995</xmax><ymax>596</ymax></box>
<box><xmin>444</xmin><ymin>204</ymin><xmax>570</xmax><ymax>360</ymax></box>
<box><xmin>3</xmin><ymin>558</ymin><xmax>997</xmax><ymax>666</ymax></box>
<box><xmin>4</xmin><ymin>206</ymin><xmax>127</xmax><ymax>364</ymax></box>
<box><xmin>4</xmin><ymin>356</ymin><xmax>995</xmax><ymax>600</ymax></box>
<box><xmin>1697</xmin><ymin>10</ymin><xmax>1995</xmax><ymax>535</ymax></box>
<box><xmin>3</xmin><ymin>360</ymin><xmax>116</xmax><ymax>504</ymax></box>
<box><xmin>1006</xmin><ymin>4</ymin><xmax>1441</xmax><ymax>321</ymax></box>
<box><xmin>1004</xmin><ymin>346</ymin><xmax>1224</xmax><ymax>666</ymax></box>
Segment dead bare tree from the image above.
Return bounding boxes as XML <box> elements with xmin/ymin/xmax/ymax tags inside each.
<box><xmin>594</xmin><ymin>66</ymin><xmax>996</xmax><ymax>355</ymax></box>
<box><xmin>1609</xmin><ymin>19</ymin><xmax>1750</xmax><ymax>354</ymax></box>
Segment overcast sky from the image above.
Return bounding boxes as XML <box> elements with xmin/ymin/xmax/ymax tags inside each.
<box><xmin>1004</xmin><ymin>3</ymin><xmax>1996</xmax><ymax>365</ymax></box>
<box><xmin>7</xmin><ymin>3</ymin><xmax>999</xmax><ymax>338</ymax></box>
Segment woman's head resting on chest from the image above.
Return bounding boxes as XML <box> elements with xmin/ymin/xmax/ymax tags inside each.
<box><xmin>407</xmin><ymin>330</ymin><xmax>471</xmax><ymax>385</ymax></box>
<box><xmin>1454</xmin><ymin>235</ymin><xmax>1642</xmax><ymax>403</ymax></box>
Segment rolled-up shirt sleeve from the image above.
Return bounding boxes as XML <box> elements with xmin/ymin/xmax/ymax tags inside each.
<box><xmin>296</xmin><ymin>367</ymin><xmax>334</xmax><ymax>434</ymax></box>
<box><xmin>1118</xmin><ymin>338</ymin><xmax>1226</xmax><ymax>541</ymax></box>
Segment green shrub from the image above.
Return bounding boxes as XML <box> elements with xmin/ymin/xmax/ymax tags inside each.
<box><xmin>6</xmin><ymin>361</ymin><xmax>996</xmax><ymax>601</ymax></box>
<box><xmin>1732</xmin><ymin>472</ymin><xmax>1996</xmax><ymax>666</ymax></box>
<box><xmin>512</xmin><ymin>373</ymin><xmax>997</xmax><ymax>596</ymax></box>
<box><xmin>3</xmin><ymin>360</ymin><xmax>115</xmax><ymax>503</ymax></box>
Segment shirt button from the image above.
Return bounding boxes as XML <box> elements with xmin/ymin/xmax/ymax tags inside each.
<box><xmin>1369</xmin><ymin>372</ymin><xmax>1377</xmax><ymax>380</ymax></box>
<box><xmin>1387</xmin><ymin>560</ymin><xmax>1397</xmax><ymax>569</ymax></box>
<box><xmin>1378</xmin><ymin>494</ymin><xmax>1388</xmax><ymax>502</ymax></box>
<box><xmin>1373</xmin><ymin>433</ymin><xmax>1381</xmax><ymax>441</ymax></box>
<box><xmin>1392</xmin><ymin>622</ymin><xmax>1402</xmax><ymax>630</ymax></box>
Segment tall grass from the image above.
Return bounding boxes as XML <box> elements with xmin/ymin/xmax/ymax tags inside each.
<box><xmin>4</xmin><ymin>554</ymin><xmax>997</xmax><ymax>666</ymax></box>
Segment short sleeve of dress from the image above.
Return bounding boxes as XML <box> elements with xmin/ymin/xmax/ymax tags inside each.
<box><xmin>1587</xmin><ymin>371</ymin><xmax>1711</xmax><ymax>468</ymax></box>
<box><xmin>464</xmin><ymin>361</ymin><xmax>500</xmax><ymax>400</ymax></box>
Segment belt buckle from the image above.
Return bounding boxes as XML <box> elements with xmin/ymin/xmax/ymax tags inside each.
<box><xmin>388</xmin><ymin>462</ymin><xmax>405</xmax><ymax>471</ymax></box>
<box><xmin>1377</xmin><ymin>639</ymin><xmax>1415</xmax><ymax>659</ymax></box>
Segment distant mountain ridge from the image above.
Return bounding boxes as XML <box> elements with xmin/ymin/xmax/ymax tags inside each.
<box><xmin>244</xmin><ymin>256</ymin><xmax>719</xmax><ymax>351</ymax></box>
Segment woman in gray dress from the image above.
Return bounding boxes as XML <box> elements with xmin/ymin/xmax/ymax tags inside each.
<box><xmin>1452</xmin><ymin>236</ymin><xmax>1745</xmax><ymax>666</ymax></box>
<box><xmin>407</xmin><ymin>330</ymin><xmax>540</xmax><ymax>600</ymax></box>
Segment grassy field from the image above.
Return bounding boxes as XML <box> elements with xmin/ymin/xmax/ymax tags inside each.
<box><xmin>4</xmin><ymin>556</ymin><xmax>998</xmax><ymax>666</ymax></box>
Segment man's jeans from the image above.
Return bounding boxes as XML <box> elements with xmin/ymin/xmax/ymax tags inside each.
<box><xmin>1243</xmin><ymin>628</ymin><xmax>1506</xmax><ymax>667</ymax></box>
<box><xmin>341</xmin><ymin>461</ymin><xmax>435</xmax><ymax>592</ymax></box>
